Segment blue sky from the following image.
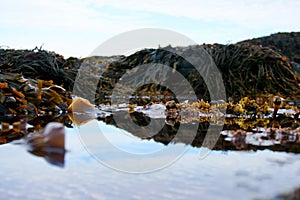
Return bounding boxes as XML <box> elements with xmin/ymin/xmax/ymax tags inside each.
<box><xmin>0</xmin><ymin>0</ymin><xmax>299</xmax><ymax>57</ymax></box>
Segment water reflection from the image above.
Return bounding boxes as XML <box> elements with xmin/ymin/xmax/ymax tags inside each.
<box><xmin>0</xmin><ymin>114</ymin><xmax>69</xmax><ymax>167</ymax></box>
<box><xmin>0</xmin><ymin>108</ymin><xmax>300</xmax><ymax>199</ymax></box>
<box><xmin>98</xmin><ymin>110</ymin><xmax>300</xmax><ymax>153</ymax></box>
<box><xmin>0</xmin><ymin>106</ymin><xmax>299</xmax><ymax>168</ymax></box>
<box><xmin>26</xmin><ymin>122</ymin><xmax>66</xmax><ymax>167</ymax></box>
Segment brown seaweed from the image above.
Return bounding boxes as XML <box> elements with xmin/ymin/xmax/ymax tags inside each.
<box><xmin>88</xmin><ymin>43</ymin><xmax>299</xmax><ymax>105</ymax></box>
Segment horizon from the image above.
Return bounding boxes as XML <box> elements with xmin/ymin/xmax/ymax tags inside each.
<box><xmin>1</xmin><ymin>0</ymin><xmax>299</xmax><ymax>58</ymax></box>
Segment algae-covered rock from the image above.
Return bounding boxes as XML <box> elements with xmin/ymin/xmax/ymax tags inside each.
<box><xmin>0</xmin><ymin>73</ymin><xmax>72</xmax><ymax>115</ymax></box>
<box><xmin>0</xmin><ymin>48</ymin><xmax>81</xmax><ymax>91</ymax></box>
<box><xmin>94</xmin><ymin>43</ymin><xmax>299</xmax><ymax>104</ymax></box>
<box><xmin>1</xmin><ymin>32</ymin><xmax>299</xmax><ymax>106</ymax></box>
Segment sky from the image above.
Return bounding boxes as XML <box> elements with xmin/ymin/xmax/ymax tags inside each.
<box><xmin>0</xmin><ymin>0</ymin><xmax>299</xmax><ymax>58</ymax></box>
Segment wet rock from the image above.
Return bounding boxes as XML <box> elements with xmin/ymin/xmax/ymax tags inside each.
<box><xmin>0</xmin><ymin>73</ymin><xmax>72</xmax><ymax>115</ymax></box>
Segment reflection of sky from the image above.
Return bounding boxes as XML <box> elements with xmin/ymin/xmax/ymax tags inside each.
<box><xmin>1</xmin><ymin>122</ymin><xmax>300</xmax><ymax>199</ymax></box>
<box><xmin>75</xmin><ymin>120</ymin><xmax>170</xmax><ymax>155</ymax></box>
<box><xmin>75</xmin><ymin>120</ymin><xmax>192</xmax><ymax>173</ymax></box>
<box><xmin>98</xmin><ymin>121</ymin><xmax>167</xmax><ymax>154</ymax></box>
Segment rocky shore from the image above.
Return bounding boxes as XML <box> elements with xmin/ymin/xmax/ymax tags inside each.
<box><xmin>0</xmin><ymin>32</ymin><xmax>299</xmax><ymax>167</ymax></box>
<box><xmin>1</xmin><ymin>32</ymin><xmax>299</xmax><ymax>111</ymax></box>
<box><xmin>0</xmin><ymin>32</ymin><xmax>298</xmax><ymax>118</ymax></box>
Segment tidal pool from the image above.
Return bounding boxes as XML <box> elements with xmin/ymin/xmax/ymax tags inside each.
<box><xmin>1</xmin><ymin>117</ymin><xmax>300</xmax><ymax>200</ymax></box>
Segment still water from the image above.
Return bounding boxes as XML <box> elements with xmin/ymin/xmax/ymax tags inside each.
<box><xmin>1</xmin><ymin>117</ymin><xmax>300</xmax><ymax>200</ymax></box>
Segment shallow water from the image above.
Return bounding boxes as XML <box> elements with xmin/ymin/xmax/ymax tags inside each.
<box><xmin>1</xmin><ymin>118</ymin><xmax>300</xmax><ymax>200</ymax></box>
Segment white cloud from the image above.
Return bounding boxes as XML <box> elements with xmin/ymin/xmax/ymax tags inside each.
<box><xmin>2</xmin><ymin>0</ymin><xmax>299</xmax><ymax>31</ymax></box>
<box><xmin>89</xmin><ymin>0</ymin><xmax>300</xmax><ymax>29</ymax></box>
<box><xmin>0</xmin><ymin>0</ymin><xmax>134</xmax><ymax>31</ymax></box>
<box><xmin>95</xmin><ymin>0</ymin><xmax>300</xmax><ymax>25</ymax></box>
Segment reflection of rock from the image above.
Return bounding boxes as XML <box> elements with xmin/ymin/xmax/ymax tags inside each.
<box><xmin>0</xmin><ymin>120</ymin><xmax>27</xmax><ymax>144</ymax></box>
<box><xmin>165</xmin><ymin>100</ymin><xmax>181</xmax><ymax>126</ymax></box>
<box><xmin>26</xmin><ymin>122</ymin><xmax>65</xmax><ymax>167</ymax></box>
<box><xmin>222</xmin><ymin>127</ymin><xmax>300</xmax><ymax>150</ymax></box>
<box><xmin>274</xmin><ymin>186</ymin><xmax>300</xmax><ymax>200</ymax></box>
<box><xmin>28</xmin><ymin>148</ymin><xmax>65</xmax><ymax>168</ymax></box>
<box><xmin>222</xmin><ymin>130</ymin><xmax>248</xmax><ymax>149</ymax></box>
<box><xmin>112</xmin><ymin>111</ymin><xmax>165</xmax><ymax>138</ymax></box>
<box><xmin>68</xmin><ymin>113</ymin><xmax>95</xmax><ymax>126</ymax></box>
<box><xmin>98</xmin><ymin>111</ymin><xmax>300</xmax><ymax>153</ymax></box>
<box><xmin>67</xmin><ymin>97</ymin><xmax>96</xmax><ymax>126</ymax></box>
